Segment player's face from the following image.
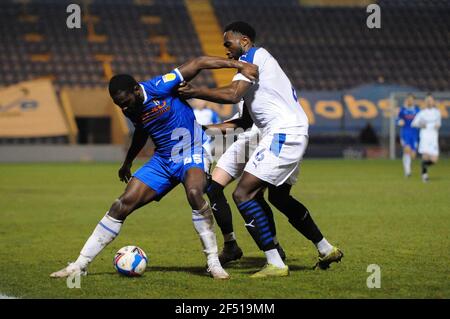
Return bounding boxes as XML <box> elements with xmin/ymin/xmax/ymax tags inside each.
<box><xmin>112</xmin><ymin>87</ymin><xmax>144</xmax><ymax>116</ymax></box>
<box><xmin>405</xmin><ymin>96</ymin><xmax>414</xmax><ymax>106</ymax></box>
<box><xmin>223</xmin><ymin>31</ymin><xmax>246</xmax><ymax>60</ymax></box>
<box><xmin>425</xmin><ymin>96</ymin><xmax>435</xmax><ymax>108</ymax></box>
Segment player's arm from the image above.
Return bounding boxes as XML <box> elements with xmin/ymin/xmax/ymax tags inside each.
<box><xmin>435</xmin><ymin>110</ymin><xmax>442</xmax><ymax>129</ymax></box>
<box><xmin>178</xmin><ymin>80</ymin><xmax>252</xmax><ymax>104</ymax></box>
<box><xmin>397</xmin><ymin>108</ymin><xmax>405</xmax><ymax>126</ymax></box>
<box><xmin>177</xmin><ymin>56</ymin><xmax>258</xmax><ymax>82</ymax></box>
<box><xmin>411</xmin><ymin>112</ymin><xmax>424</xmax><ymax>129</ymax></box>
<box><xmin>118</xmin><ymin>127</ymin><xmax>148</xmax><ymax>183</ymax></box>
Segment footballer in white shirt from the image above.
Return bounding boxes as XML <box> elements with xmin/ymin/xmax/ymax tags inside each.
<box><xmin>178</xmin><ymin>21</ymin><xmax>343</xmax><ymax>277</ymax></box>
<box><xmin>411</xmin><ymin>93</ymin><xmax>442</xmax><ymax>182</ymax></box>
<box><xmin>206</xmin><ymin>102</ymin><xmax>287</xmax><ymax>266</ymax></box>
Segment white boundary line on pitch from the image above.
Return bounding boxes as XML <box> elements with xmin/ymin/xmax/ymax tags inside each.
<box><xmin>0</xmin><ymin>294</ymin><xmax>18</xmax><ymax>299</ymax></box>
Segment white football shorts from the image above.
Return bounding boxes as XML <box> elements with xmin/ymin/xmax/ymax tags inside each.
<box><xmin>216</xmin><ymin>135</ymin><xmax>258</xmax><ymax>179</ymax></box>
<box><xmin>244</xmin><ymin>133</ymin><xmax>308</xmax><ymax>186</ymax></box>
<box><xmin>418</xmin><ymin>135</ymin><xmax>439</xmax><ymax>156</ymax></box>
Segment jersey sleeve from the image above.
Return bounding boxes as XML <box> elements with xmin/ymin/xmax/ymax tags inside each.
<box><xmin>211</xmin><ymin>110</ymin><xmax>221</xmax><ymax>124</ymax></box>
<box><xmin>232</xmin><ymin>72</ymin><xmax>252</xmax><ymax>83</ymax></box>
<box><xmin>232</xmin><ymin>48</ymin><xmax>266</xmax><ymax>83</ymax></box>
<box><xmin>141</xmin><ymin>68</ymin><xmax>184</xmax><ymax>98</ymax></box>
<box><xmin>411</xmin><ymin>111</ymin><xmax>422</xmax><ymax>128</ymax></box>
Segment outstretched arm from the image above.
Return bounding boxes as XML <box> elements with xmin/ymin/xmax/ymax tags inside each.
<box><xmin>178</xmin><ymin>80</ymin><xmax>252</xmax><ymax>104</ymax></box>
<box><xmin>411</xmin><ymin>113</ymin><xmax>424</xmax><ymax>129</ymax></box>
<box><xmin>177</xmin><ymin>56</ymin><xmax>258</xmax><ymax>82</ymax></box>
<box><xmin>118</xmin><ymin>128</ymin><xmax>148</xmax><ymax>183</ymax></box>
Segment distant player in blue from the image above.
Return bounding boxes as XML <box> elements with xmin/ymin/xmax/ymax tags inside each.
<box><xmin>192</xmin><ymin>100</ymin><xmax>221</xmax><ymax>127</ymax></box>
<box><xmin>397</xmin><ymin>93</ymin><xmax>420</xmax><ymax>177</ymax></box>
<box><xmin>191</xmin><ymin>99</ymin><xmax>221</xmax><ymax>161</ymax></box>
<box><xmin>50</xmin><ymin>56</ymin><xmax>258</xmax><ymax>280</ymax></box>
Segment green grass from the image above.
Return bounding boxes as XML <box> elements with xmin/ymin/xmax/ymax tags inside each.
<box><xmin>0</xmin><ymin>160</ymin><xmax>449</xmax><ymax>298</ymax></box>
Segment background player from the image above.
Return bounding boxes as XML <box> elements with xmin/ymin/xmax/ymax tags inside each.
<box><xmin>191</xmin><ymin>99</ymin><xmax>221</xmax><ymax>127</ymax></box>
<box><xmin>397</xmin><ymin>93</ymin><xmax>420</xmax><ymax>177</ymax></box>
<box><xmin>179</xmin><ymin>21</ymin><xmax>343</xmax><ymax>277</ymax></box>
<box><xmin>411</xmin><ymin>93</ymin><xmax>442</xmax><ymax>182</ymax></box>
<box><xmin>191</xmin><ymin>98</ymin><xmax>220</xmax><ymax>166</ymax></box>
<box><xmin>50</xmin><ymin>56</ymin><xmax>258</xmax><ymax>279</ymax></box>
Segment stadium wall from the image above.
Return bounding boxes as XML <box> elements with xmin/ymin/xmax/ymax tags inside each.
<box><xmin>0</xmin><ymin>145</ymin><xmax>125</xmax><ymax>163</ymax></box>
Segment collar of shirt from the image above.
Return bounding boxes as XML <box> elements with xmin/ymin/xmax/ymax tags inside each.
<box><xmin>139</xmin><ymin>84</ymin><xmax>148</xmax><ymax>104</ymax></box>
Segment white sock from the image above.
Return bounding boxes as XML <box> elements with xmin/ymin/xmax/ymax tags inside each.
<box><xmin>403</xmin><ymin>154</ymin><xmax>411</xmax><ymax>175</ymax></box>
<box><xmin>75</xmin><ymin>213</ymin><xmax>123</xmax><ymax>268</ymax></box>
<box><xmin>315</xmin><ymin>238</ymin><xmax>333</xmax><ymax>256</ymax></box>
<box><xmin>192</xmin><ymin>202</ymin><xmax>219</xmax><ymax>262</ymax></box>
<box><xmin>264</xmin><ymin>249</ymin><xmax>285</xmax><ymax>268</ymax></box>
<box><xmin>223</xmin><ymin>232</ymin><xmax>236</xmax><ymax>243</ymax></box>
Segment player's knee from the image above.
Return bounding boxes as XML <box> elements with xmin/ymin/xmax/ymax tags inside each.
<box><xmin>232</xmin><ymin>187</ymin><xmax>252</xmax><ymax>205</ymax></box>
<box><xmin>268</xmin><ymin>191</ymin><xmax>281</xmax><ymax>208</ymax></box>
<box><xmin>109</xmin><ymin>198</ymin><xmax>133</xmax><ymax>220</ymax></box>
<box><xmin>186</xmin><ymin>187</ymin><xmax>204</xmax><ymax>208</ymax></box>
<box><xmin>268</xmin><ymin>188</ymin><xmax>289</xmax><ymax>209</ymax></box>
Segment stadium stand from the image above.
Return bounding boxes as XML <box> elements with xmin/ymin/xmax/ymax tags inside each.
<box><xmin>212</xmin><ymin>0</ymin><xmax>449</xmax><ymax>91</ymax></box>
<box><xmin>0</xmin><ymin>0</ymin><xmax>447</xmax><ymax>91</ymax></box>
<box><xmin>0</xmin><ymin>0</ymin><xmax>448</xmax><ymax>151</ymax></box>
<box><xmin>0</xmin><ymin>0</ymin><xmax>216</xmax><ymax>90</ymax></box>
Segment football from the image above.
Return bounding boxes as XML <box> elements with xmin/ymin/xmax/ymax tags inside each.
<box><xmin>113</xmin><ymin>246</ymin><xmax>148</xmax><ymax>277</ymax></box>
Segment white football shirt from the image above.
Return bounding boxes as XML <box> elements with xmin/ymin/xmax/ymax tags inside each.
<box><xmin>411</xmin><ymin>107</ymin><xmax>441</xmax><ymax>141</ymax></box>
<box><xmin>232</xmin><ymin>47</ymin><xmax>309</xmax><ymax>136</ymax></box>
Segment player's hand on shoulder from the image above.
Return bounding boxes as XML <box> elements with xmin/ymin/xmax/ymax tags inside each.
<box><xmin>118</xmin><ymin>162</ymin><xmax>132</xmax><ymax>183</ymax></box>
<box><xmin>239</xmin><ymin>62</ymin><xmax>259</xmax><ymax>82</ymax></box>
<box><xmin>177</xmin><ymin>82</ymin><xmax>197</xmax><ymax>99</ymax></box>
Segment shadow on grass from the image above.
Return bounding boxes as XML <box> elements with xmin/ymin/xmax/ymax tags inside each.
<box><xmin>89</xmin><ymin>266</ymin><xmax>208</xmax><ymax>278</ymax></box>
<box><xmin>89</xmin><ymin>258</ymin><xmax>313</xmax><ymax>277</ymax></box>
<box><xmin>225</xmin><ymin>256</ymin><xmax>312</xmax><ymax>273</ymax></box>
<box><xmin>146</xmin><ymin>266</ymin><xmax>207</xmax><ymax>277</ymax></box>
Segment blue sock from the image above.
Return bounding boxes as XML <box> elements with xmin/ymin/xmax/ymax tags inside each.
<box><xmin>237</xmin><ymin>199</ymin><xmax>276</xmax><ymax>251</ymax></box>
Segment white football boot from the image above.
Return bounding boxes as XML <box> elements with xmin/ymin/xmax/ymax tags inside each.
<box><xmin>50</xmin><ymin>262</ymin><xmax>87</xmax><ymax>278</ymax></box>
<box><xmin>207</xmin><ymin>258</ymin><xmax>230</xmax><ymax>280</ymax></box>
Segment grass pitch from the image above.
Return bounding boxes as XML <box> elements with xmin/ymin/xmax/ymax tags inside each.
<box><xmin>0</xmin><ymin>159</ymin><xmax>448</xmax><ymax>298</ymax></box>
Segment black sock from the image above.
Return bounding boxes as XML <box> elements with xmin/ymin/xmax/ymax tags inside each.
<box><xmin>421</xmin><ymin>160</ymin><xmax>434</xmax><ymax>174</ymax></box>
<box><xmin>237</xmin><ymin>199</ymin><xmax>276</xmax><ymax>251</ymax></box>
<box><xmin>255</xmin><ymin>192</ymin><xmax>277</xmax><ymax>238</ymax></box>
<box><xmin>286</xmin><ymin>202</ymin><xmax>324</xmax><ymax>244</ymax></box>
<box><xmin>421</xmin><ymin>161</ymin><xmax>427</xmax><ymax>174</ymax></box>
<box><xmin>206</xmin><ymin>180</ymin><xmax>234</xmax><ymax>235</ymax></box>
<box><xmin>269</xmin><ymin>185</ymin><xmax>324</xmax><ymax>244</ymax></box>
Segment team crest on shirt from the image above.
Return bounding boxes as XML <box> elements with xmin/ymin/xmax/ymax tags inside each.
<box><xmin>162</xmin><ymin>73</ymin><xmax>176</xmax><ymax>83</ymax></box>
<box><xmin>255</xmin><ymin>148</ymin><xmax>265</xmax><ymax>161</ymax></box>
<box><xmin>252</xmin><ymin>149</ymin><xmax>265</xmax><ymax>168</ymax></box>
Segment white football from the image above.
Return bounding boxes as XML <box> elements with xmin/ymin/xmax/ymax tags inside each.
<box><xmin>113</xmin><ymin>246</ymin><xmax>148</xmax><ymax>276</ymax></box>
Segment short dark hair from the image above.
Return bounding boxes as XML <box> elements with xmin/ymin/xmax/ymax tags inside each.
<box><xmin>108</xmin><ymin>74</ymin><xmax>137</xmax><ymax>96</ymax></box>
<box><xmin>224</xmin><ymin>21</ymin><xmax>256</xmax><ymax>42</ymax></box>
